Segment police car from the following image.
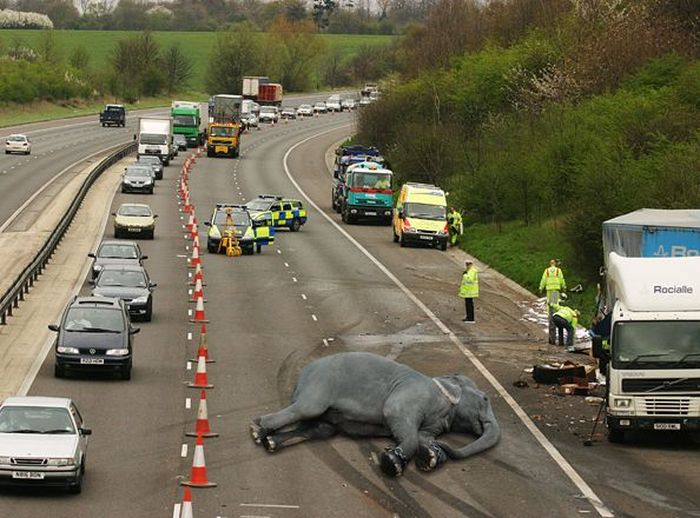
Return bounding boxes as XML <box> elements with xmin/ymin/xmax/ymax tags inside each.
<box><xmin>245</xmin><ymin>195</ymin><xmax>307</xmax><ymax>232</ymax></box>
<box><xmin>204</xmin><ymin>204</ymin><xmax>275</xmax><ymax>254</ymax></box>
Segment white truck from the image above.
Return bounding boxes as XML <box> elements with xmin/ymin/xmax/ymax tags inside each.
<box><xmin>596</xmin><ymin>252</ymin><xmax>700</xmax><ymax>443</ymax></box>
<box><xmin>137</xmin><ymin>117</ymin><xmax>174</xmax><ymax>166</ymax></box>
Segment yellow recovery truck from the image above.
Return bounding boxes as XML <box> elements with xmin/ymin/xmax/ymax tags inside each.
<box><xmin>207</xmin><ymin>94</ymin><xmax>243</xmax><ymax>158</ymax></box>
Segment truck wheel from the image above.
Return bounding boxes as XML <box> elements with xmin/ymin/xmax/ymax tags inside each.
<box><xmin>607</xmin><ymin>428</ymin><xmax>627</xmax><ymax>444</ymax></box>
<box><xmin>290</xmin><ymin>219</ymin><xmax>301</xmax><ymax>232</ymax></box>
<box><xmin>54</xmin><ymin>364</ymin><xmax>65</xmax><ymax>378</ymax></box>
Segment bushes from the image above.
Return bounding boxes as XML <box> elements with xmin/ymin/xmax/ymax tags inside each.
<box><xmin>0</xmin><ymin>60</ymin><xmax>90</xmax><ymax>103</ymax></box>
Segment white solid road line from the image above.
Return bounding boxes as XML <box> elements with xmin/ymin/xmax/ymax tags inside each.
<box><xmin>283</xmin><ymin>126</ymin><xmax>614</xmax><ymax>518</ymax></box>
<box><xmin>181</xmin><ymin>444</ymin><xmax>188</xmax><ymax>458</ymax></box>
<box><xmin>240</xmin><ymin>503</ymin><xmax>301</xmax><ymax>509</ymax></box>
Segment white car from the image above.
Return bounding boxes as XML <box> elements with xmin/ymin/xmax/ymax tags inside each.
<box><xmin>258</xmin><ymin>106</ymin><xmax>280</xmax><ymax>123</ymax></box>
<box><xmin>326</xmin><ymin>95</ymin><xmax>342</xmax><ymax>112</ymax></box>
<box><xmin>297</xmin><ymin>104</ymin><xmax>314</xmax><ymax>117</ymax></box>
<box><xmin>5</xmin><ymin>134</ymin><xmax>32</xmax><ymax>155</ymax></box>
<box><xmin>241</xmin><ymin>112</ymin><xmax>258</xmax><ymax>129</ymax></box>
<box><xmin>0</xmin><ymin>396</ymin><xmax>90</xmax><ymax>493</ymax></box>
<box><xmin>359</xmin><ymin>97</ymin><xmax>371</xmax><ymax>107</ymax></box>
<box><xmin>314</xmin><ymin>102</ymin><xmax>328</xmax><ymax>114</ymax></box>
<box><xmin>342</xmin><ymin>98</ymin><xmax>357</xmax><ymax>110</ymax></box>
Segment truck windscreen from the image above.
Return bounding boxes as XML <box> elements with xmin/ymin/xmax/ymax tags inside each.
<box><xmin>210</xmin><ymin>127</ymin><xmax>236</xmax><ymax>137</ymax></box>
<box><xmin>140</xmin><ymin>133</ymin><xmax>167</xmax><ymax>145</ymax></box>
<box><xmin>350</xmin><ymin>172</ymin><xmax>391</xmax><ymax>190</ymax></box>
<box><xmin>613</xmin><ymin>320</ymin><xmax>700</xmax><ymax>368</ymax></box>
<box><xmin>173</xmin><ymin>115</ymin><xmax>197</xmax><ymax>126</ymax></box>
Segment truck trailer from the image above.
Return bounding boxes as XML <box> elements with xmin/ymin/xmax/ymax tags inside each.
<box><xmin>596</xmin><ymin>252</ymin><xmax>700</xmax><ymax>443</ymax></box>
<box><xmin>138</xmin><ymin>117</ymin><xmax>173</xmax><ymax>166</ymax></box>
<box><xmin>241</xmin><ymin>76</ymin><xmax>283</xmax><ymax>107</ymax></box>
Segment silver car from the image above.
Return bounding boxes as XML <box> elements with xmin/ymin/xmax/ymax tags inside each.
<box><xmin>0</xmin><ymin>396</ymin><xmax>90</xmax><ymax>493</ymax></box>
<box><xmin>5</xmin><ymin>134</ymin><xmax>32</xmax><ymax>155</ymax></box>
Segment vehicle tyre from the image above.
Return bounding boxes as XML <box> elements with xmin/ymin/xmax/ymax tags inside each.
<box><xmin>256</xmin><ymin>244</ymin><xmax>262</xmax><ymax>254</ymax></box>
<box><xmin>399</xmin><ymin>234</ymin><xmax>407</xmax><ymax>247</ymax></box>
<box><xmin>121</xmin><ymin>188</ymin><xmax>126</xmax><ymax>193</ymax></box>
<box><xmin>26</xmin><ymin>151</ymin><xmax>30</xmax><ymax>155</ymax></box>
<box><xmin>207</xmin><ymin>242</ymin><xmax>217</xmax><ymax>254</ymax></box>
<box><xmin>607</xmin><ymin>428</ymin><xmax>627</xmax><ymax>444</ymax></box>
<box><xmin>164</xmin><ymin>159</ymin><xmax>170</xmax><ymax>167</ymax></box>
<box><xmin>54</xmin><ymin>363</ymin><xmax>65</xmax><ymax>378</ymax></box>
<box><xmin>114</xmin><ymin>228</ymin><xmax>121</xmax><ymax>239</ymax></box>
<box><xmin>144</xmin><ymin>300</ymin><xmax>153</xmax><ymax>322</ymax></box>
<box><xmin>101</xmin><ymin>123</ymin><xmax>105</xmax><ymax>127</ymax></box>
<box><xmin>244</xmin><ymin>246</ymin><xmax>254</xmax><ymax>256</ymax></box>
<box><xmin>149</xmin><ymin>187</ymin><xmax>154</xmax><ymax>194</ymax></box>
<box><xmin>147</xmin><ymin>229</ymin><xmax>154</xmax><ymax>240</ymax></box>
<box><xmin>393</xmin><ymin>230</ymin><xmax>399</xmax><ymax>243</ymax></box>
<box><xmin>207</xmin><ymin>150</ymin><xmax>213</xmax><ymax>157</ymax></box>
<box><xmin>440</xmin><ymin>240</ymin><xmax>447</xmax><ymax>251</ymax></box>
<box><xmin>290</xmin><ymin>218</ymin><xmax>301</xmax><ymax>232</ymax></box>
<box><xmin>4</xmin><ymin>151</ymin><xmax>9</xmax><ymax>154</ymax></box>
<box><xmin>68</xmin><ymin>465</ymin><xmax>83</xmax><ymax>494</ymax></box>
<box><xmin>120</xmin><ymin>362</ymin><xmax>132</xmax><ymax>381</ymax></box>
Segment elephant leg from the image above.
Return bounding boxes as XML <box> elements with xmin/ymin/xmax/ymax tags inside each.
<box><xmin>380</xmin><ymin>415</ymin><xmax>421</xmax><ymax>477</ymax></box>
<box><xmin>263</xmin><ymin>420</ymin><xmax>337</xmax><ymax>453</ymax></box>
<box><xmin>415</xmin><ymin>434</ymin><xmax>448</xmax><ymax>473</ymax></box>
<box><xmin>251</xmin><ymin>400</ymin><xmax>329</xmax><ymax>445</ymax></box>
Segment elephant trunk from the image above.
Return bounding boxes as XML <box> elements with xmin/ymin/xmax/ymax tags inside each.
<box><xmin>437</xmin><ymin>411</ymin><xmax>500</xmax><ymax>460</ymax></box>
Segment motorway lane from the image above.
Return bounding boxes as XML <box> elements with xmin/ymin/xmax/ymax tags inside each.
<box><xmin>194</xmin><ymin>119</ymin><xmax>603</xmax><ymax>517</ymax></box>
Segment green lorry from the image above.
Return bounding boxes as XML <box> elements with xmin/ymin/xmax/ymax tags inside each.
<box><xmin>171</xmin><ymin>101</ymin><xmax>204</xmax><ymax>147</ymax></box>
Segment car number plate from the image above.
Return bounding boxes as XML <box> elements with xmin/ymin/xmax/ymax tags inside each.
<box><xmin>128</xmin><ymin>228</ymin><xmax>141</xmax><ymax>232</ymax></box>
<box><xmin>13</xmin><ymin>471</ymin><xmax>44</xmax><ymax>480</ymax></box>
<box><xmin>365</xmin><ymin>211</ymin><xmax>376</xmax><ymax>216</ymax></box>
<box><xmin>419</xmin><ymin>235</ymin><xmax>434</xmax><ymax>240</ymax></box>
<box><xmin>653</xmin><ymin>423</ymin><xmax>680</xmax><ymax>430</ymax></box>
<box><xmin>80</xmin><ymin>358</ymin><xmax>104</xmax><ymax>365</ymax></box>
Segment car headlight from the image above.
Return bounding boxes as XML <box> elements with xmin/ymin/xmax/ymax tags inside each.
<box><xmin>106</xmin><ymin>348</ymin><xmax>129</xmax><ymax>356</ymax></box>
<box><xmin>47</xmin><ymin>458</ymin><xmax>75</xmax><ymax>467</ymax></box>
<box><xmin>93</xmin><ymin>264</ymin><xmax>103</xmax><ymax>271</ymax></box>
<box><xmin>57</xmin><ymin>346</ymin><xmax>79</xmax><ymax>354</ymax></box>
<box><xmin>406</xmin><ymin>227</ymin><xmax>417</xmax><ymax>233</ymax></box>
<box><xmin>613</xmin><ymin>398</ymin><xmax>632</xmax><ymax>408</ymax></box>
<box><xmin>131</xmin><ymin>295</ymin><xmax>148</xmax><ymax>304</ymax></box>
<box><xmin>0</xmin><ymin>456</ymin><xmax>11</xmax><ymax>464</ymax></box>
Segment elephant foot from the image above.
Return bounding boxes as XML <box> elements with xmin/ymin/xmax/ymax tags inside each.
<box><xmin>250</xmin><ymin>419</ymin><xmax>267</xmax><ymax>445</ymax></box>
<box><xmin>380</xmin><ymin>447</ymin><xmax>408</xmax><ymax>477</ymax></box>
<box><xmin>262</xmin><ymin>435</ymin><xmax>277</xmax><ymax>453</ymax></box>
<box><xmin>415</xmin><ymin>443</ymin><xmax>447</xmax><ymax>472</ymax></box>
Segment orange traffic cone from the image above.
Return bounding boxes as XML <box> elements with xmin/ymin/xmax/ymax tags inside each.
<box><xmin>189</xmin><ymin>294</ymin><xmax>209</xmax><ymax>324</ymax></box>
<box><xmin>181</xmin><ymin>487</ymin><xmax>194</xmax><ymax>518</ymax></box>
<box><xmin>193</xmin><ymin>233</ymin><xmax>201</xmax><ymax>251</ymax></box>
<box><xmin>189</xmin><ymin>276</ymin><xmax>206</xmax><ymax>303</ymax></box>
<box><xmin>189</xmin><ymin>220</ymin><xmax>199</xmax><ymax>241</ymax></box>
<box><xmin>186</xmin><ymin>390</ymin><xmax>218</xmax><ymax>438</ymax></box>
<box><xmin>188</xmin><ymin>263</ymin><xmax>206</xmax><ymax>286</ymax></box>
<box><xmin>187</xmin><ymin>355</ymin><xmax>213</xmax><ymax>388</ymax></box>
<box><xmin>190</xmin><ymin>324</ymin><xmax>214</xmax><ymax>363</ymax></box>
<box><xmin>188</xmin><ymin>242</ymin><xmax>202</xmax><ymax>268</ymax></box>
<box><xmin>183</xmin><ymin>193</ymin><xmax>193</xmax><ymax>214</ymax></box>
<box><xmin>180</xmin><ymin>433</ymin><xmax>216</xmax><ymax>488</ymax></box>
<box><xmin>185</xmin><ymin>212</ymin><xmax>194</xmax><ymax>233</ymax></box>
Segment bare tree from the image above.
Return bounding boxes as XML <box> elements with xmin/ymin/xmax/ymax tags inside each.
<box><xmin>161</xmin><ymin>43</ymin><xmax>193</xmax><ymax>94</ymax></box>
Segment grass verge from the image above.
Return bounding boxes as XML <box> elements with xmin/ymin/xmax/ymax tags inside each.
<box><xmin>461</xmin><ymin>219</ymin><xmax>598</xmax><ymax>326</ymax></box>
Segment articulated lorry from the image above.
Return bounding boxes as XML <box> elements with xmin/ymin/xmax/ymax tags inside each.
<box><xmin>207</xmin><ymin>94</ymin><xmax>242</xmax><ymax>158</ymax></box>
<box><xmin>593</xmin><ymin>209</ymin><xmax>700</xmax><ymax>442</ymax></box>
<box><xmin>242</xmin><ymin>76</ymin><xmax>283</xmax><ymax>107</ymax></box>
<box><xmin>137</xmin><ymin>117</ymin><xmax>173</xmax><ymax>166</ymax></box>
<box><xmin>171</xmin><ymin>101</ymin><xmax>203</xmax><ymax>147</ymax></box>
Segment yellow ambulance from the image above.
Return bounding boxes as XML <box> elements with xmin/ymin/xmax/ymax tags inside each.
<box><xmin>392</xmin><ymin>182</ymin><xmax>448</xmax><ymax>250</ymax></box>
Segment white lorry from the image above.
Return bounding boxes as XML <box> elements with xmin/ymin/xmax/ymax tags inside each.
<box><xmin>596</xmin><ymin>252</ymin><xmax>700</xmax><ymax>442</ymax></box>
<box><xmin>138</xmin><ymin>117</ymin><xmax>174</xmax><ymax>166</ymax></box>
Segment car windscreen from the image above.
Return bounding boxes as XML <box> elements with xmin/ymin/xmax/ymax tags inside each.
<box><xmin>98</xmin><ymin>244</ymin><xmax>138</xmax><ymax>259</ymax></box>
<box><xmin>213</xmin><ymin>210</ymin><xmax>250</xmax><ymax>227</ymax></box>
<box><xmin>118</xmin><ymin>205</ymin><xmax>151</xmax><ymax>217</ymax></box>
<box><xmin>260</xmin><ymin>107</ymin><xmax>276</xmax><ymax>114</ymax></box>
<box><xmin>97</xmin><ymin>270</ymin><xmax>147</xmax><ymax>288</ymax></box>
<box><xmin>245</xmin><ymin>200</ymin><xmax>273</xmax><ymax>211</ymax></box>
<box><xmin>173</xmin><ymin>115</ymin><xmax>197</xmax><ymax>126</ymax></box>
<box><xmin>403</xmin><ymin>202</ymin><xmax>446</xmax><ymax>220</ymax></box>
<box><xmin>7</xmin><ymin>135</ymin><xmax>26</xmax><ymax>142</ymax></box>
<box><xmin>350</xmin><ymin>172</ymin><xmax>391</xmax><ymax>190</ymax></box>
<box><xmin>126</xmin><ymin>168</ymin><xmax>152</xmax><ymax>177</ymax></box>
<box><xmin>0</xmin><ymin>406</ymin><xmax>75</xmax><ymax>434</ymax></box>
<box><xmin>64</xmin><ymin>307</ymin><xmax>125</xmax><ymax>332</ymax></box>
<box><xmin>174</xmin><ymin>135</ymin><xmax>186</xmax><ymax>142</ymax></box>
<box><xmin>137</xmin><ymin>156</ymin><xmax>160</xmax><ymax>165</ymax></box>
<box><xmin>106</xmin><ymin>106</ymin><xmax>123</xmax><ymax>112</ymax></box>
<box><xmin>140</xmin><ymin>133</ymin><xmax>167</xmax><ymax>145</ymax></box>
<box><xmin>300</xmin><ymin>105</ymin><xmax>312</xmax><ymax>110</ymax></box>
<box><xmin>210</xmin><ymin>127</ymin><xmax>235</xmax><ymax>137</ymax></box>
<box><xmin>613</xmin><ymin>321</ymin><xmax>700</xmax><ymax>368</ymax></box>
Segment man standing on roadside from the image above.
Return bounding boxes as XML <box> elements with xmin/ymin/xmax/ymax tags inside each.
<box><xmin>539</xmin><ymin>259</ymin><xmax>566</xmax><ymax>344</ymax></box>
<box><xmin>459</xmin><ymin>260</ymin><xmax>479</xmax><ymax>323</ymax></box>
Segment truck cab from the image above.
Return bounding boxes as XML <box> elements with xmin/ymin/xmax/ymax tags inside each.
<box><xmin>171</xmin><ymin>101</ymin><xmax>202</xmax><ymax>147</ymax></box>
<box><xmin>340</xmin><ymin>162</ymin><xmax>393</xmax><ymax>225</ymax></box>
<box><xmin>598</xmin><ymin>253</ymin><xmax>700</xmax><ymax>442</ymax></box>
<box><xmin>207</xmin><ymin>94</ymin><xmax>242</xmax><ymax>158</ymax></box>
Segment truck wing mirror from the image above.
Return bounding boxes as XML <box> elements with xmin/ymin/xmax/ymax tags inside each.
<box><xmin>591</xmin><ymin>336</ymin><xmax>608</xmax><ymax>359</ymax></box>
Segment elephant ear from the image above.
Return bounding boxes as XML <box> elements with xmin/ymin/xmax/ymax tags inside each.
<box><xmin>433</xmin><ymin>377</ymin><xmax>462</xmax><ymax>405</ymax></box>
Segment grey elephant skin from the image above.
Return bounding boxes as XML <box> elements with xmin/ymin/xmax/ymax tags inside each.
<box><xmin>250</xmin><ymin>352</ymin><xmax>500</xmax><ymax>477</ymax></box>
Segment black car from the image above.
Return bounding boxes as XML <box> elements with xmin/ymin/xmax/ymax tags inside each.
<box><xmin>122</xmin><ymin>165</ymin><xmax>155</xmax><ymax>194</ymax></box>
<box><xmin>99</xmin><ymin>104</ymin><xmax>125</xmax><ymax>127</ymax></box>
<box><xmin>136</xmin><ymin>156</ymin><xmax>164</xmax><ymax>180</ymax></box>
<box><xmin>50</xmin><ymin>297</ymin><xmax>139</xmax><ymax>380</ymax></box>
<box><xmin>90</xmin><ymin>265</ymin><xmax>156</xmax><ymax>321</ymax></box>
<box><xmin>88</xmin><ymin>240</ymin><xmax>147</xmax><ymax>280</ymax></box>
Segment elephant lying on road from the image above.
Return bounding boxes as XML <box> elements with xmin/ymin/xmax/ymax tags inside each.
<box><xmin>250</xmin><ymin>352</ymin><xmax>500</xmax><ymax>477</ymax></box>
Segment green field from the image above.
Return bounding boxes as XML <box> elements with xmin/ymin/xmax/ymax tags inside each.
<box><xmin>0</xmin><ymin>30</ymin><xmax>395</xmax><ymax>91</ymax></box>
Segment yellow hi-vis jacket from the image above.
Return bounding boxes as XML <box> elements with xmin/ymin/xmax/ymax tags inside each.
<box><xmin>551</xmin><ymin>303</ymin><xmax>578</xmax><ymax>328</ymax></box>
<box><xmin>539</xmin><ymin>266</ymin><xmax>566</xmax><ymax>292</ymax></box>
<box><xmin>458</xmin><ymin>266</ymin><xmax>479</xmax><ymax>298</ymax></box>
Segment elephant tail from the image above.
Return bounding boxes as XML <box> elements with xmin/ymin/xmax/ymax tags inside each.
<box><xmin>437</xmin><ymin>418</ymin><xmax>500</xmax><ymax>460</ymax></box>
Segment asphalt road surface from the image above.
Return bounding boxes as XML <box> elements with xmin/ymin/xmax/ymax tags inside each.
<box><xmin>0</xmin><ymin>106</ymin><xmax>698</xmax><ymax>517</ymax></box>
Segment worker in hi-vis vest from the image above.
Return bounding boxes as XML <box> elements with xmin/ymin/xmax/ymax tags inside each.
<box><xmin>539</xmin><ymin>259</ymin><xmax>566</xmax><ymax>345</ymax></box>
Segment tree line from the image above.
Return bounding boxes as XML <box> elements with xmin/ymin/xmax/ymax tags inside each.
<box><xmin>0</xmin><ymin>0</ymin><xmax>431</xmax><ymax>35</ymax></box>
<box><xmin>357</xmin><ymin>0</ymin><xmax>700</xmax><ymax>277</ymax></box>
